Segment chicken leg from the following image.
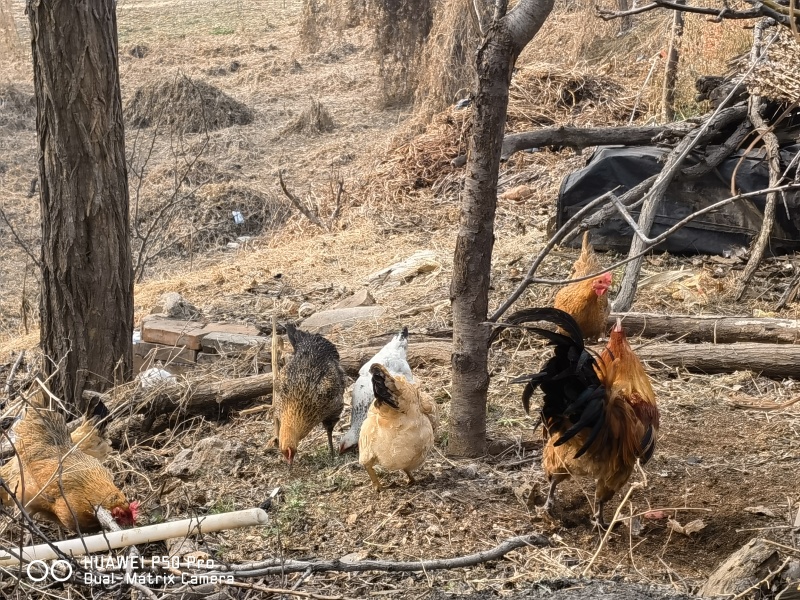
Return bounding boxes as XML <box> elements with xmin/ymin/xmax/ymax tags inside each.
<box><xmin>542</xmin><ymin>473</ymin><xmax>569</xmax><ymax>513</ymax></box>
<box><xmin>324</xmin><ymin>420</ymin><xmax>336</xmax><ymax>458</ymax></box>
<box><xmin>365</xmin><ymin>464</ymin><xmax>382</xmax><ymax>491</ymax></box>
<box><xmin>403</xmin><ymin>470</ymin><xmax>416</xmax><ymax>486</ymax></box>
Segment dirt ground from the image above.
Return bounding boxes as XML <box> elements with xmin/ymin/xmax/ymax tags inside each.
<box><xmin>0</xmin><ymin>0</ymin><xmax>799</xmax><ymax>598</ymax></box>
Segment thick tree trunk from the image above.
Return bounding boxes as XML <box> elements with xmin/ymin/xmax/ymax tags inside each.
<box><xmin>29</xmin><ymin>0</ymin><xmax>133</xmax><ymax>410</ymax></box>
<box><xmin>450</xmin><ymin>0</ymin><xmax>554</xmax><ymax>457</ymax></box>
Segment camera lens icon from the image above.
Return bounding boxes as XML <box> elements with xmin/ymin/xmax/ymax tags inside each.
<box><xmin>26</xmin><ymin>559</ymin><xmax>73</xmax><ymax>582</ymax></box>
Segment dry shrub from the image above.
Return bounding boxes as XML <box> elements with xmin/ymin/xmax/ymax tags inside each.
<box><xmin>282</xmin><ymin>98</ymin><xmax>336</xmax><ymax>135</ymax></box>
<box><xmin>508</xmin><ymin>63</ymin><xmax>636</xmax><ymax>127</ymax></box>
<box><xmin>365</xmin><ymin>105</ymin><xmax>472</xmax><ymax>198</ymax></box>
<box><xmin>370</xmin><ymin>0</ymin><xmax>435</xmax><ymax>107</ymax></box>
<box><xmin>0</xmin><ymin>84</ymin><xmax>34</xmax><ymax>131</ymax></box>
<box><xmin>124</xmin><ymin>74</ymin><xmax>253</xmax><ymax>134</ymax></box>
<box><xmin>413</xmin><ymin>0</ymin><xmax>480</xmax><ymax>122</ymax></box>
<box><xmin>745</xmin><ymin>26</ymin><xmax>800</xmax><ymax>104</ymax></box>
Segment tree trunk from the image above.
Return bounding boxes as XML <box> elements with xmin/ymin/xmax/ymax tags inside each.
<box><xmin>661</xmin><ymin>1</ymin><xmax>685</xmax><ymax>122</ymax></box>
<box><xmin>28</xmin><ymin>0</ymin><xmax>133</xmax><ymax>411</ymax></box>
<box><xmin>449</xmin><ymin>0</ymin><xmax>554</xmax><ymax>458</ymax></box>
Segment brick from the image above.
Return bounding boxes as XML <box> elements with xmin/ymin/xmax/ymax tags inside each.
<box><xmin>141</xmin><ymin>316</ymin><xmax>207</xmax><ymax>350</ymax></box>
<box><xmin>201</xmin><ymin>322</ymin><xmax>262</xmax><ymax>337</ymax></box>
<box><xmin>201</xmin><ymin>332</ymin><xmax>270</xmax><ymax>354</ymax></box>
<box><xmin>134</xmin><ymin>341</ymin><xmax>198</xmax><ymax>365</ymax></box>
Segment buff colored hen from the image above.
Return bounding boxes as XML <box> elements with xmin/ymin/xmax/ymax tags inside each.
<box><xmin>358</xmin><ymin>363</ymin><xmax>438</xmax><ymax>491</ymax></box>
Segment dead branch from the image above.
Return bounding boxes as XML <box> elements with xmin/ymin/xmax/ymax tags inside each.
<box><xmin>634</xmin><ymin>342</ymin><xmax>800</xmax><ymax>378</ymax></box>
<box><xmin>595</xmin><ymin>0</ymin><xmax>788</xmax><ymax>26</ymax></box>
<box><xmin>500</xmin><ymin>125</ymin><xmax>687</xmax><ymax>160</ymax></box>
<box><xmin>777</xmin><ymin>267</ymin><xmax>800</xmax><ymax>309</ymax></box>
<box><xmin>3</xmin><ymin>351</ymin><xmax>25</xmax><ymax>400</ymax></box>
<box><xmin>736</xmin><ymin>23</ymin><xmax>789</xmax><ymax>300</ymax></box>
<box><xmin>613</xmin><ymin>100</ymin><xmax>754</xmax><ymax>312</ymax></box>
<box><xmin>203</xmin><ymin>533</ymin><xmax>550</xmax><ymax>577</ymax></box>
<box><xmin>278</xmin><ymin>170</ymin><xmax>328</xmax><ymax>230</ymax></box>
<box><xmin>489</xmin><ymin>180</ymin><xmax>800</xmax><ymax>323</ymax></box>
<box><xmin>611</xmin><ymin>312</ymin><xmax>800</xmax><ymax>344</ymax></box>
<box><xmin>327</xmin><ymin>172</ymin><xmax>344</xmax><ymax>229</ymax></box>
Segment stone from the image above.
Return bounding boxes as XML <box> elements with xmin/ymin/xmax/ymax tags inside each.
<box><xmin>160</xmin><ymin>292</ymin><xmax>202</xmax><ymax>320</ymax></box>
<box><xmin>201</xmin><ymin>332</ymin><xmax>270</xmax><ymax>354</ymax></box>
<box><xmin>300</xmin><ymin>306</ymin><xmax>385</xmax><ymax>334</ymax></box>
<box><xmin>166</xmin><ymin>436</ymin><xmax>248</xmax><ymax>479</ymax></box>
<box><xmin>298</xmin><ymin>302</ymin><xmax>316</xmax><ymax>318</ymax></box>
<box><xmin>331</xmin><ymin>289</ymin><xmax>376</xmax><ymax>310</ymax></box>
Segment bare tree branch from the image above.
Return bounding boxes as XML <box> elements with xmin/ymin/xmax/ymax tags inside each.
<box><xmin>278</xmin><ymin>170</ymin><xmax>328</xmax><ymax>230</ymax></box>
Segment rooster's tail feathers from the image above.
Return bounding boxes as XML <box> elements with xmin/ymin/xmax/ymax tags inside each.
<box><xmin>489</xmin><ymin>308</ymin><xmax>585</xmax><ymax>347</ymax></box>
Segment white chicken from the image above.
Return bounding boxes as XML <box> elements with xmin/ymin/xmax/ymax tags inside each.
<box><xmin>338</xmin><ymin>327</ymin><xmax>413</xmax><ymax>454</ymax></box>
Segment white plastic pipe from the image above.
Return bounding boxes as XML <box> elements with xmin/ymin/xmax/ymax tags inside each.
<box><xmin>0</xmin><ymin>508</ymin><xmax>269</xmax><ymax>565</ymax></box>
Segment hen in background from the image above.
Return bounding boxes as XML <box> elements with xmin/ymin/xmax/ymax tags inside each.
<box><xmin>339</xmin><ymin>327</ymin><xmax>413</xmax><ymax>455</ymax></box>
<box><xmin>496</xmin><ymin>308</ymin><xmax>658</xmax><ymax>528</ymax></box>
<box><xmin>358</xmin><ymin>363</ymin><xmax>438</xmax><ymax>491</ymax></box>
<box><xmin>0</xmin><ymin>391</ymin><xmax>139</xmax><ymax>532</ymax></box>
<box><xmin>553</xmin><ymin>231</ymin><xmax>612</xmax><ymax>340</ymax></box>
<box><xmin>272</xmin><ymin>323</ymin><xmax>346</xmax><ymax>466</ymax></box>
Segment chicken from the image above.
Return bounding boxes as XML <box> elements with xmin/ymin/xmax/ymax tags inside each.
<box><xmin>339</xmin><ymin>327</ymin><xmax>413</xmax><ymax>455</ymax></box>
<box><xmin>553</xmin><ymin>231</ymin><xmax>612</xmax><ymax>340</ymax></box>
<box><xmin>498</xmin><ymin>307</ymin><xmax>658</xmax><ymax>528</ymax></box>
<box><xmin>272</xmin><ymin>323</ymin><xmax>346</xmax><ymax>466</ymax></box>
<box><xmin>358</xmin><ymin>363</ymin><xmax>438</xmax><ymax>491</ymax></box>
<box><xmin>0</xmin><ymin>394</ymin><xmax>138</xmax><ymax>532</ymax></box>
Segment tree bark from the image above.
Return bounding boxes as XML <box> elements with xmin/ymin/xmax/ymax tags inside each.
<box><xmin>611</xmin><ymin>312</ymin><xmax>800</xmax><ymax>344</ymax></box>
<box><xmin>500</xmin><ymin>125</ymin><xmax>683</xmax><ymax>160</ymax></box>
<box><xmin>450</xmin><ymin>0</ymin><xmax>554</xmax><ymax>458</ymax></box>
<box><xmin>28</xmin><ymin>0</ymin><xmax>133</xmax><ymax>411</ymax></box>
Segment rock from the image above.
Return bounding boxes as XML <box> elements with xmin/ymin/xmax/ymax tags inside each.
<box><xmin>331</xmin><ymin>289</ymin><xmax>376</xmax><ymax>310</ymax></box>
<box><xmin>134</xmin><ymin>341</ymin><xmax>197</xmax><ymax>365</ymax></box>
<box><xmin>298</xmin><ymin>302</ymin><xmax>316</xmax><ymax>318</ymax></box>
<box><xmin>201</xmin><ymin>332</ymin><xmax>269</xmax><ymax>354</ymax></box>
<box><xmin>166</xmin><ymin>436</ymin><xmax>248</xmax><ymax>479</ymax></box>
<box><xmin>160</xmin><ymin>292</ymin><xmax>202</xmax><ymax>320</ymax></box>
<box><xmin>300</xmin><ymin>306</ymin><xmax>385</xmax><ymax>334</ymax></box>
<box><xmin>365</xmin><ymin>250</ymin><xmax>440</xmax><ymax>287</ymax></box>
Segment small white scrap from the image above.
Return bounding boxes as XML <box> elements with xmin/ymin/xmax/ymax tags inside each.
<box><xmin>232</xmin><ymin>210</ymin><xmax>245</xmax><ymax>225</ymax></box>
<box><xmin>137</xmin><ymin>368</ymin><xmax>177</xmax><ymax>389</ymax></box>
<box><xmin>132</xmin><ymin>330</ymin><xmax>142</xmax><ymax>343</ymax></box>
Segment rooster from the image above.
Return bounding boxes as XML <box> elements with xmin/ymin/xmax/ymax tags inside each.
<box><xmin>496</xmin><ymin>308</ymin><xmax>658</xmax><ymax>528</ymax></box>
<box><xmin>0</xmin><ymin>393</ymin><xmax>139</xmax><ymax>532</ymax></box>
<box><xmin>358</xmin><ymin>363</ymin><xmax>438</xmax><ymax>491</ymax></box>
<box><xmin>339</xmin><ymin>327</ymin><xmax>413</xmax><ymax>455</ymax></box>
<box><xmin>553</xmin><ymin>231</ymin><xmax>612</xmax><ymax>340</ymax></box>
<box><xmin>272</xmin><ymin>323</ymin><xmax>346</xmax><ymax>466</ymax></box>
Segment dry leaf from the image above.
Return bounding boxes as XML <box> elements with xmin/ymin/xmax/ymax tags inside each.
<box><xmin>667</xmin><ymin>518</ymin><xmax>707</xmax><ymax>536</ymax></box>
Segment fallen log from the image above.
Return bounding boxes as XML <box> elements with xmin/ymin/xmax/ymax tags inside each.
<box><xmin>611</xmin><ymin>312</ymin><xmax>800</xmax><ymax>344</ymax></box>
<box><xmin>82</xmin><ymin>342</ymin><xmax>453</xmax><ymax>418</ymax></box>
<box><xmin>500</xmin><ymin>125</ymin><xmax>686</xmax><ymax>161</ymax></box>
<box><xmin>634</xmin><ymin>342</ymin><xmax>800</xmax><ymax>378</ymax></box>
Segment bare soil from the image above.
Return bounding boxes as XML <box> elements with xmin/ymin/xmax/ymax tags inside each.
<box><xmin>0</xmin><ymin>0</ymin><xmax>798</xmax><ymax>598</ymax></box>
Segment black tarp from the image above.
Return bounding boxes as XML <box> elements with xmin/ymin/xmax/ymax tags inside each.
<box><xmin>556</xmin><ymin>144</ymin><xmax>800</xmax><ymax>255</ymax></box>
